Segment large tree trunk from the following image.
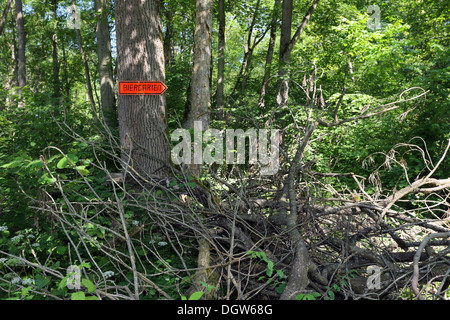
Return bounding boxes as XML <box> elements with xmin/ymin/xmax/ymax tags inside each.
<box><xmin>115</xmin><ymin>0</ymin><xmax>170</xmax><ymax>179</ymax></box>
<box><xmin>15</xmin><ymin>0</ymin><xmax>26</xmax><ymax>92</ymax></box>
<box><xmin>96</xmin><ymin>0</ymin><xmax>116</xmax><ymax>128</ymax></box>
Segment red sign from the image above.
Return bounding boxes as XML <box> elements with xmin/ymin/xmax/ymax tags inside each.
<box><xmin>118</xmin><ymin>81</ymin><xmax>167</xmax><ymax>95</ymax></box>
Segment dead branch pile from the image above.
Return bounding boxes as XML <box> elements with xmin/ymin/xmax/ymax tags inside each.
<box><xmin>2</xmin><ymin>84</ymin><xmax>449</xmax><ymax>300</ymax></box>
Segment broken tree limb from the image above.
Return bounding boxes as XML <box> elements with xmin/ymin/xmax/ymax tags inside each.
<box><xmin>412</xmin><ymin>231</ymin><xmax>450</xmax><ymax>300</ymax></box>
<box><xmin>379</xmin><ymin>139</ymin><xmax>450</xmax><ymax>223</ymax></box>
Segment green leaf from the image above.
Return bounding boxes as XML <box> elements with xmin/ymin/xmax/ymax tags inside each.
<box><xmin>85</xmin><ymin>296</ymin><xmax>99</xmax><ymax>300</ymax></box>
<box><xmin>275</xmin><ymin>283</ymin><xmax>286</xmax><ymax>294</ymax></box>
<box><xmin>169</xmin><ymin>180</ymin><xmax>178</xmax><ymax>187</ymax></box>
<box><xmin>58</xmin><ymin>275</ymin><xmax>69</xmax><ymax>290</ymax></box>
<box><xmin>57</xmin><ymin>154</ymin><xmax>79</xmax><ymax>169</ymax></box>
<box><xmin>71</xmin><ymin>291</ymin><xmax>86</xmax><ymax>300</ymax></box>
<box><xmin>56</xmin><ymin>246</ymin><xmax>67</xmax><ymax>255</ymax></box>
<box><xmin>1</xmin><ymin>159</ymin><xmax>23</xmax><ymax>169</ymax></box>
<box><xmin>266</xmin><ymin>260</ymin><xmax>274</xmax><ymax>277</ymax></box>
<box><xmin>38</xmin><ymin>173</ymin><xmax>56</xmax><ymax>185</ymax></box>
<box><xmin>327</xmin><ymin>290</ymin><xmax>335</xmax><ymax>300</ymax></box>
<box><xmin>294</xmin><ymin>293</ymin><xmax>305</xmax><ymax>300</ymax></box>
<box><xmin>81</xmin><ymin>278</ymin><xmax>96</xmax><ymax>293</ymax></box>
<box><xmin>26</xmin><ymin>159</ymin><xmax>43</xmax><ymax>170</ymax></box>
<box><xmin>75</xmin><ymin>165</ymin><xmax>90</xmax><ymax>175</ymax></box>
<box><xmin>188</xmin><ymin>291</ymin><xmax>204</xmax><ymax>300</ymax></box>
<box><xmin>56</xmin><ymin>158</ymin><xmax>67</xmax><ymax>169</ymax></box>
<box><xmin>200</xmin><ymin>281</ymin><xmax>216</xmax><ymax>293</ymax></box>
<box><xmin>35</xmin><ymin>275</ymin><xmax>50</xmax><ymax>289</ymax></box>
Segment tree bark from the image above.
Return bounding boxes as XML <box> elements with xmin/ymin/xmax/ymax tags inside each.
<box><xmin>276</xmin><ymin>0</ymin><xmax>320</xmax><ymax>106</ymax></box>
<box><xmin>162</xmin><ymin>1</ymin><xmax>175</xmax><ymax>67</ymax></box>
<box><xmin>10</xmin><ymin>12</ymin><xmax>18</xmax><ymax>88</ymax></box>
<box><xmin>276</xmin><ymin>0</ymin><xmax>293</xmax><ymax>107</ymax></box>
<box><xmin>15</xmin><ymin>0</ymin><xmax>26</xmax><ymax>92</ymax></box>
<box><xmin>231</xmin><ymin>0</ymin><xmax>267</xmax><ymax>97</ymax></box>
<box><xmin>72</xmin><ymin>0</ymin><xmax>97</xmax><ymax>121</ymax></box>
<box><xmin>0</xmin><ymin>0</ymin><xmax>12</xmax><ymax>37</ymax></box>
<box><xmin>115</xmin><ymin>0</ymin><xmax>170</xmax><ymax>179</ymax></box>
<box><xmin>52</xmin><ymin>0</ymin><xmax>60</xmax><ymax>108</ymax></box>
<box><xmin>182</xmin><ymin>0</ymin><xmax>213</xmax><ymax>179</ymax></box>
<box><xmin>280</xmin><ymin>122</ymin><xmax>317</xmax><ymax>300</ymax></box>
<box><xmin>215</xmin><ymin>0</ymin><xmax>225</xmax><ymax>118</ymax></box>
<box><xmin>96</xmin><ymin>0</ymin><xmax>116</xmax><ymax>128</ymax></box>
<box><xmin>258</xmin><ymin>0</ymin><xmax>280</xmax><ymax>108</ymax></box>
<box><xmin>184</xmin><ymin>0</ymin><xmax>213</xmax><ymax>131</ymax></box>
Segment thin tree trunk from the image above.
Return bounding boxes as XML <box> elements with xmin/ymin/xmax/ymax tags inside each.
<box><xmin>15</xmin><ymin>0</ymin><xmax>26</xmax><ymax>92</ymax></box>
<box><xmin>184</xmin><ymin>0</ymin><xmax>213</xmax><ymax>131</ymax></box>
<box><xmin>276</xmin><ymin>0</ymin><xmax>320</xmax><ymax>106</ymax></box>
<box><xmin>52</xmin><ymin>34</ymin><xmax>60</xmax><ymax>104</ymax></box>
<box><xmin>52</xmin><ymin>0</ymin><xmax>60</xmax><ymax>108</ymax></box>
<box><xmin>163</xmin><ymin>2</ymin><xmax>175</xmax><ymax>67</ymax></box>
<box><xmin>0</xmin><ymin>0</ymin><xmax>12</xmax><ymax>36</ymax></box>
<box><xmin>231</xmin><ymin>0</ymin><xmax>262</xmax><ymax>96</ymax></box>
<box><xmin>184</xmin><ymin>0</ymin><xmax>214</xmax><ymax>295</ymax></box>
<box><xmin>275</xmin><ymin>0</ymin><xmax>321</xmax><ymax>300</ymax></box>
<box><xmin>72</xmin><ymin>0</ymin><xmax>97</xmax><ymax>121</ymax></box>
<box><xmin>240</xmin><ymin>48</ymin><xmax>254</xmax><ymax>94</ymax></box>
<box><xmin>280</xmin><ymin>123</ymin><xmax>316</xmax><ymax>300</ymax></box>
<box><xmin>115</xmin><ymin>0</ymin><xmax>170</xmax><ymax>179</ymax></box>
<box><xmin>348</xmin><ymin>59</ymin><xmax>355</xmax><ymax>82</ymax></box>
<box><xmin>62</xmin><ymin>40</ymin><xmax>70</xmax><ymax>99</ymax></box>
<box><xmin>258</xmin><ymin>0</ymin><xmax>280</xmax><ymax>108</ymax></box>
<box><xmin>276</xmin><ymin>0</ymin><xmax>293</xmax><ymax>107</ymax></box>
<box><xmin>215</xmin><ymin>0</ymin><xmax>225</xmax><ymax>118</ymax></box>
<box><xmin>11</xmin><ymin>12</ymin><xmax>18</xmax><ymax>88</ymax></box>
<box><xmin>96</xmin><ymin>0</ymin><xmax>115</xmax><ymax>128</ymax></box>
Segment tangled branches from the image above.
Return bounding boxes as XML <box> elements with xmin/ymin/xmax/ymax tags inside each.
<box><xmin>8</xmin><ymin>133</ymin><xmax>445</xmax><ymax>301</ymax></box>
<box><xmin>1</xmin><ymin>83</ymin><xmax>448</xmax><ymax>300</ymax></box>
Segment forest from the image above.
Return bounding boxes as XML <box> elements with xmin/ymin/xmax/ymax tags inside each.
<box><xmin>0</xmin><ymin>0</ymin><xmax>449</xmax><ymax>301</ymax></box>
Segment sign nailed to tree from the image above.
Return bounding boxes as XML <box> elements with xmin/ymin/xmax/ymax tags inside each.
<box><xmin>118</xmin><ymin>81</ymin><xmax>168</xmax><ymax>95</ymax></box>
